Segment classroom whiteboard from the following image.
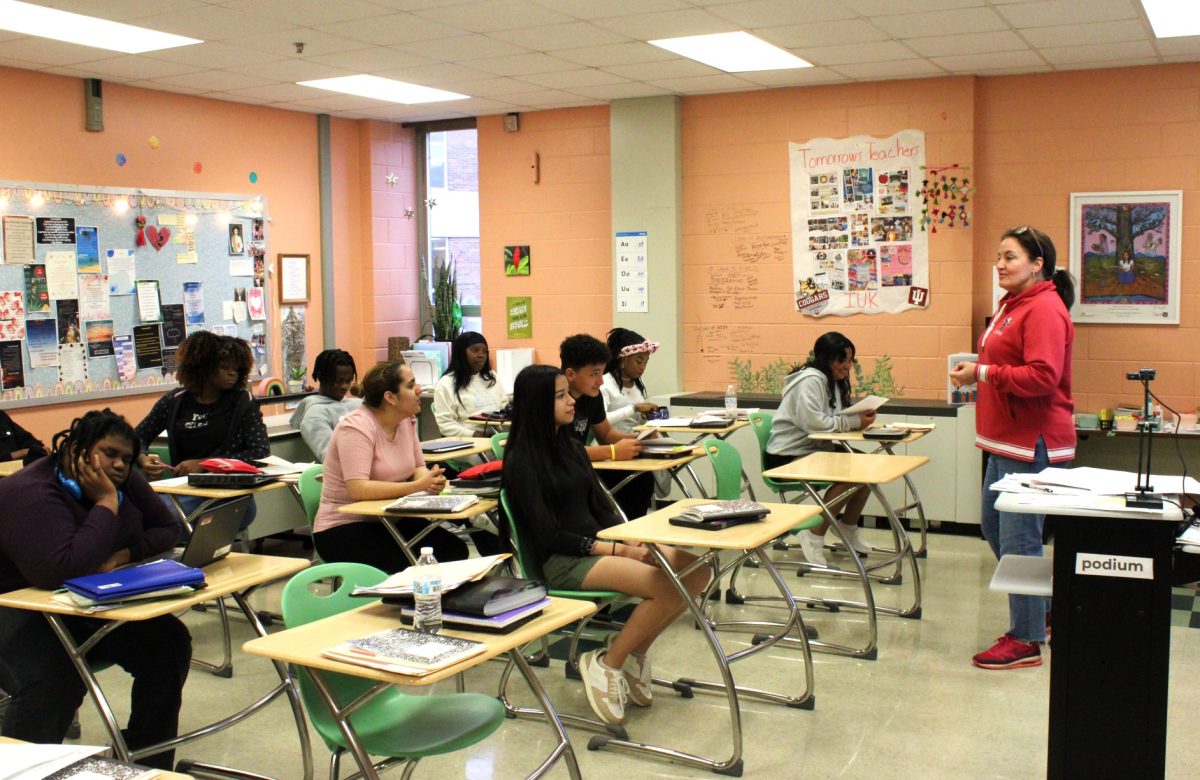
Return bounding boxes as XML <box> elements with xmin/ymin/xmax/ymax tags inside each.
<box><xmin>0</xmin><ymin>180</ymin><xmax>270</xmax><ymax>405</ymax></box>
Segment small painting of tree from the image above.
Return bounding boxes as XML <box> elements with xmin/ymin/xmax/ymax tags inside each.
<box><xmin>1080</xmin><ymin>202</ymin><xmax>1169</xmax><ymax>304</ymax></box>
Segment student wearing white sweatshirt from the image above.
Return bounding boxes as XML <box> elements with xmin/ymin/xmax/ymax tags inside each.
<box><xmin>432</xmin><ymin>332</ymin><xmax>507</xmax><ymax>439</ymax></box>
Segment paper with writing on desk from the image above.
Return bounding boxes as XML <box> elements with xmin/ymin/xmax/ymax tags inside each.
<box><xmin>1033</xmin><ymin>466</ymin><xmax>1200</xmax><ymax>497</ymax></box>
<box><xmin>0</xmin><ymin>743</ymin><xmax>108</xmax><ymax>780</ymax></box>
<box><xmin>351</xmin><ymin>553</ymin><xmax>509</xmax><ymax>597</ymax></box>
<box><xmin>838</xmin><ymin>395</ymin><xmax>888</xmax><ymax>416</ymax></box>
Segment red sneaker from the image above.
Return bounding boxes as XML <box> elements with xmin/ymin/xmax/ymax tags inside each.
<box><xmin>972</xmin><ymin>635</ymin><xmax>1042</xmax><ymax>669</ymax></box>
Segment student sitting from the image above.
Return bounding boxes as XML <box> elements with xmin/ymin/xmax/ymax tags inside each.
<box><xmin>313</xmin><ymin>361</ymin><xmax>468</xmax><ymax>572</ymax></box>
<box><xmin>502</xmin><ymin>365</ymin><xmax>709</xmax><ymax>726</ymax></box>
<box><xmin>0</xmin><ymin>409</ymin><xmax>48</xmax><ymax>465</ymax></box>
<box><xmin>136</xmin><ymin>332</ymin><xmax>269</xmax><ymax>530</ymax></box>
<box><xmin>766</xmin><ymin>332</ymin><xmax>876</xmax><ymax>566</ymax></box>
<box><xmin>432</xmin><ymin>331</ymin><xmax>507</xmax><ymax>438</ymax></box>
<box><xmin>601</xmin><ymin>328</ymin><xmax>670</xmax><ymax>499</ymax></box>
<box><xmin>290</xmin><ymin>349</ymin><xmax>361</xmax><ymax>461</ymax></box>
<box><xmin>560</xmin><ymin>333</ymin><xmax>653</xmax><ymax>520</ymax></box>
<box><xmin>0</xmin><ymin>410</ymin><xmax>191</xmax><ymax>770</ymax></box>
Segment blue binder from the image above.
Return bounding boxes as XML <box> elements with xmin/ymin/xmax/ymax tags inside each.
<box><xmin>64</xmin><ymin>558</ymin><xmax>206</xmax><ymax>602</ymax></box>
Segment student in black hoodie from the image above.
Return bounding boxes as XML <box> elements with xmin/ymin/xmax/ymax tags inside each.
<box><xmin>0</xmin><ymin>409</ymin><xmax>48</xmax><ymax>466</ymax></box>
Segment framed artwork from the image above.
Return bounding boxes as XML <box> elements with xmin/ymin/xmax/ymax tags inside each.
<box><xmin>1069</xmin><ymin>190</ymin><xmax>1182</xmax><ymax>324</ymax></box>
<box><xmin>278</xmin><ymin>253</ymin><xmax>309</xmax><ymax>304</ymax></box>
<box><xmin>228</xmin><ymin>222</ymin><xmax>245</xmax><ymax>255</ymax></box>
<box><xmin>504</xmin><ymin>245</ymin><xmax>530</xmax><ymax>276</ymax></box>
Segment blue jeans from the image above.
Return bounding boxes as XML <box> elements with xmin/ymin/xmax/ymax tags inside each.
<box><xmin>981</xmin><ymin>438</ymin><xmax>1053</xmax><ymax>642</ymax></box>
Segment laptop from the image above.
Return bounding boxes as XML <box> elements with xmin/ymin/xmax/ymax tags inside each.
<box><xmin>188</xmin><ymin>472</ymin><xmax>279</xmax><ymax>488</ymax></box>
<box><xmin>158</xmin><ymin>496</ymin><xmax>251</xmax><ymax>568</ymax></box>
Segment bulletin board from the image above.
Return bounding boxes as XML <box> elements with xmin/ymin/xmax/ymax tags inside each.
<box><xmin>0</xmin><ymin>180</ymin><xmax>271</xmax><ymax>406</ymax></box>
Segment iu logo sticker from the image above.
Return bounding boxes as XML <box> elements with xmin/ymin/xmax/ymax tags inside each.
<box><xmin>908</xmin><ymin>287</ymin><xmax>929</xmax><ymax>308</ymax></box>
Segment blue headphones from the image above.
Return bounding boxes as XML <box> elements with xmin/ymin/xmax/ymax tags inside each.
<box><xmin>56</xmin><ymin>465</ymin><xmax>123</xmax><ymax>507</ymax></box>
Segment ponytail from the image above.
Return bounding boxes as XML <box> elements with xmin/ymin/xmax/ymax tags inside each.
<box><xmin>1051</xmin><ymin>267</ymin><xmax>1075</xmax><ymax>311</ymax></box>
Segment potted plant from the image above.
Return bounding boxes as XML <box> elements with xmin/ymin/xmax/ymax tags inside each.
<box><xmin>287</xmin><ymin>366</ymin><xmax>306</xmax><ymax>394</ymax></box>
<box><xmin>429</xmin><ymin>255</ymin><xmax>462</xmax><ymax>343</ymax></box>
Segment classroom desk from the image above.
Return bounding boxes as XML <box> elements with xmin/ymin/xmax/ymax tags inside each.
<box><xmin>807</xmin><ymin>427</ymin><xmax>932</xmax><ymax>556</ymax></box>
<box><xmin>243</xmin><ymin>596</ymin><xmax>595</xmax><ymax>780</ymax></box>
<box><xmin>0</xmin><ymin>459</ymin><xmax>23</xmax><ymax>478</ymax></box>
<box><xmin>994</xmin><ymin>491</ymin><xmax>1183</xmax><ymax>779</ymax></box>
<box><xmin>151</xmin><ymin>476</ymin><xmax>294</xmax><ymax>529</ymax></box>
<box><xmin>420</xmin><ymin>436</ymin><xmax>493</xmax><ymax>463</ymax></box>
<box><xmin>0</xmin><ymin>735</ymin><xmax>195</xmax><ymax>778</ymax></box>
<box><xmin>592</xmin><ymin>449</ymin><xmax>705</xmax><ymax>520</ymax></box>
<box><xmin>0</xmin><ymin>553</ymin><xmax>313</xmax><ymax>780</ymax></box>
<box><xmin>338</xmin><ymin>498</ymin><xmax>500</xmax><ymax>567</ymax></box>
<box><xmin>760</xmin><ymin>452</ymin><xmax>927</xmax><ymax>659</ymax></box>
<box><xmin>463</xmin><ymin>417</ymin><xmax>511</xmax><ymax>436</ymax></box>
<box><xmin>637</xmin><ymin>420</ymin><xmax>754</xmax><ymax>499</ymax></box>
<box><xmin>592</xmin><ymin>499</ymin><xmax>822</xmax><ymax>777</ymax></box>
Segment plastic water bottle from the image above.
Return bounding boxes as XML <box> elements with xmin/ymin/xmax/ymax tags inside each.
<box><xmin>412</xmin><ymin>547</ymin><xmax>442</xmax><ymax>634</ymax></box>
<box><xmin>725</xmin><ymin>384</ymin><xmax>738</xmax><ymax>416</ymax></box>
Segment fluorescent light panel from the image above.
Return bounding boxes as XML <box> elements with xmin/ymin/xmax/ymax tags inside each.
<box><xmin>0</xmin><ymin>0</ymin><xmax>201</xmax><ymax>53</ymax></box>
<box><xmin>649</xmin><ymin>31</ymin><xmax>811</xmax><ymax>73</ymax></box>
<box><xmin>1141</xmin><ymin>0</ymin><xmax>1200</xmax><ymax>38</ymax></box>
<box><xmin>299</xmin><ymin>75</ymin><xmax>468</xmax><ymax>104</ymax></box>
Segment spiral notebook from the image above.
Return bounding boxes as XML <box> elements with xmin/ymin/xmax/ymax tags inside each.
<box><xmin>322</xmin><ymin>628</ymin><xmax>486</xmax><ymax>675</ymax></box>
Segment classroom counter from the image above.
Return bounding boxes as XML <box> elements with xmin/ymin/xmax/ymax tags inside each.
<box><xmin>669</xmin><ymin>392</ymin><xmax>960</xmax><ymax>417</ymax></box>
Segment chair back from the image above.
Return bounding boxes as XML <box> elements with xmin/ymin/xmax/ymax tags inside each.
<box><xmin>748</xmin><ymin>411</ymin><xmax>792</xmax><ymax>495</ymax></box>
<box><xmin>298</xmin><ymin>464</ymin><xmax>324</xmax><ymax>526</ymax></box>
<box><xmin>490</xmin><ymin>431</ymin><xmax>509</xmax><ymax>460</ymax></box>
<box><xmin>702</xmin><ymin>438</ymin><xmax>744</xmax><ymax>500</ymax></box>
<box><xmin>499</xmin><ymin>489</ymin><xmax>545</xmax><ymax>581</ymax></box>
<box><xmin>281</xmin><ymin>562</ymin><xmax>389</xmax><ymax>751</ymax></box>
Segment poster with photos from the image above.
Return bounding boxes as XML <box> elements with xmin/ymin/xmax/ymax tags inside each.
<box><xmin>790</xmin><ymin>130</ymin><xmax>928</xmax><ymax>317</ymax></box>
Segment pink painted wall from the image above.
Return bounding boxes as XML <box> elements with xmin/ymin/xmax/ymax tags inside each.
<box><xmin>478</xmin><ymin>107</ymin><xmax>612</xmax><ymax>363</ymax></box>
<box><xmin>0</xmin><ymin>65</ymin><xmax>324</xmax><ymax>444</ymax></box>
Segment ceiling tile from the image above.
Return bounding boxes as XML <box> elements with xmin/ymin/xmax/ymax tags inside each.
<box><xmin>287</xmin><ymin>94</ymin><xmax>413</xmax><ymax>111</ymax></box>
<box><xmin>218</xmin><ymin>0</ymin><xmax>392</xmax><ymax>26</ymax></box>
<box><xmin>593</xmin><ymin>8</ymin><xmax>737</xmax><ymax>39</ymax></box>
<box><xmin>223</xmin><ymin>59</ymin><xmax>356</xmax><ymax>83</ymax></box>
<box><xmin>1054</xmin><ymin>57</ymin><xmax>1161</xmax><ymax>72</ymax></box>
<box><xmin>137</xmin><ymin>5</ymin><xmax>299</xmax><ymax>40</ymax></box>
<box><xmin>707</xmin><ymin>0</ymin><xmax>859</xmax><ymax>27</ymax></box>
<box><xmin>412</xmin><ymin>0</ymin><xmax>578</xmax><ymax>32</ymax></box>
<box><xmin>1021</xmin><ymin>19</ymin><xmax>1149</xmax><ymax>48</ymax></box>
<box><xmin>218</xmin><ymin>28</ymin><xmax>375</xmax><ymax>59</ymax></box>
<box><xmin>304</xmin><ymin>47</ymin><xmax>436</xmax><ymax>72</ymax></box>
<box><xmin>393</xmin><ymin>34</ymin><xmax>530</xmax><ymax>61</ymax></box>
<box><xmin>378</xmin><ymin>62</ymin><xmax>498</xmax><ymax>84</ymax></box>
<box><xmin>759</xmin><ymin>20</ymin><xmax>891</xmax><ymax>49</ymax></box>
<box><xmin>435</xmin><ymin>76</ymin><xmax>543</xmax><ymax>96</ymax></box>
<box><xmin>603</xmin><ymin>59</ymin><xmax>718</xmax><ymax>81</ymax></box>
<box><xmin>141</xmin><ymin>70</ymin><xmax>277</xmax><ymax>92</ymax></box>
<box><xmin>64</xmin><ymin>56</ymin><xmax>204</xmax><ymax>81</ymax></box>
<box><xmin>994</xmin><ymin>0</ymin><xmax>1139</xmax><ymax>28</ymax></box>
<box><xmin>527</xmin><ymin>0</ymin><xmax>691</xmax><ymax>19</ymax></box>
<box><xmin>320</xmin><ymin>13</ymin><xmax>462</xmax><ymax>45</ymax></box>
<box><xmin>932</xmin><ymin>49</ymin><xmax>1046</xmax><ymax>72</ymax></box>
<box><xmin>1157</xmin><ymin>37</ymin><xmax>1200</xmax><ymax>56</ymax></box>
<box><xmin>33</xmin><ymin>0</ymin><xmax>205</xmax><ymax>21</ymax></box>
<box><xmin>737</xmin><ymin>66</ymin><xmax>852</xmax><ymax>87</ymax></box>
<box><xmin>872</xmin><ymin>7</ymin><xmax>1009</xmax><ymax>39</ymax></box>
<box><xmin>646</xmin><ymin>73</ymin><xmax>758</xmax><ymax>93</ymax></box>
<box><xmin>549</xmin><ymin>42</ymin><xmax>676</xmax><ymax>68</ymax></box>
<box><xmin>0</xmin><ymin>38</ymin><xmax>121</xmax><ymax>67</ymax></box>
<box><xmin>128</xmin><ymin>80</ymin><xmax>210</xmax><ymax>96</ymax></box>
<box><xmin>567</xmin><ymin>81</ymin><xmax>674</xmax><ymax>100</ymax></box>
<box><xmin>145</xmin><ymin>42</ymin><xmax>287</xmax><ymax>70</ymax></box>
<box><xmin>1040</xmin><ymin>39</ymin><xmax>1158</xmax><ymax>65</ymax></box>
<box><xmin>905</xmin><ymin>30</ymin><xmax>1029</xmax><ymax>57</ymax></box>
<box><xmin>488</xmin><ymin>22</ymin><xmax>632</xmax><ymax>51</ymax></box>
<box><xmin>468</xmin><ymin>52</ymin><xmax>582</xmax><ymax>76</ymax></box>
<box><xmin>519</xmin><ymin>69</ymin><xmax>630</xmax><ymax>89</ymax></box>
<box><xmin>797</xmin><ymin>41</ymin><xmax>921</xmax><ymax>66</ymax></box>
<box><xmin>843</xmin><ymin>0</ymin><xmax>983</xmax><ymax>12</ymax></box>
<box><xmin>223</xmin><ymin>82</ymin><xmax>335</xmax><ymax>102</ymax></box>
<box><xmin>501</xmin><ymin>87</ymin><xmax>595</xmax><ymax>106</ymax></box>
<box><xmin>832</xmin><ymin>59</ymin><xmax>948</xmax><ymax>80</ymax></box>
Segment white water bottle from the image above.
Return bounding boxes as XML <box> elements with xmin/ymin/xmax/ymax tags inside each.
<box><xmin>412</xmin><ymin>547</ymin><xmax>442</xmax><ymax>634</ymax></box>
<box><xmin>725</xmin><ymin>384</ymin><xmax>738</xmax><ymax>415</ymax></box>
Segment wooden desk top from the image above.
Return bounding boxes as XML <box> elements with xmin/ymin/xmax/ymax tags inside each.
<box><xmin>0</xmin><ymin>737</ymin><xmax>194</xmax><ymax>779</ymax></box>
<box><xmin>592</xmin><ymin>449</ymin><xmax>703</xmax><ymax>473</ymax></box>
<box><xmin>763</xmin><ymin>451</ymin><xmax>928</xmax><ymax>484</ymax></box>
<box><xmin>0</xmin><ymin>553</ymin><xmax>309</xmax><ymax>620</ymax></box>
<box><xmin>597</xmin><ymin>498</ymin><xmax>822</xmax><ymax>550</ymax></box>
<box><xmin>0</xmin><ymin>460</ymin><xmax>22</xmax><ymax>477</ymax></box>
<box><xmin>808</xmin><ymin>426</ymin><xmax>931</xmax><ymax>444</ymax></box>
<box><xmin>464</xmin><ymin>417</ymin><xmax>511</xmax><ymax>430</ymax></box>
<box><xmin>243</xmin><ymin>596</ymin><xmax>595</xmax><ymax>686</ymax></box>
<box><xmin>339</xmin><ymin>498</ymin><xmax>499</xmax><ymax>520</ymax></box>
<box><xmin>421</xmin><ymin>437</ymin><xmax>493</xmax><ymax>463</ymax></box>
<box><xmin>149</xmin><ymin>477</ymin><xmax>291</xmax><ymax>499</ymax></box>
<box><xmin>635</xmin><ymin>419</ymin><xmax>750</xmax><ymax>437</ymax></box>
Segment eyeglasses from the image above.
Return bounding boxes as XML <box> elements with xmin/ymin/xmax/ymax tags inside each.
<box><xmin>1013</xmin><ymin>225</ymin><xmax>1046</xmax><ymax>260</ymax></box>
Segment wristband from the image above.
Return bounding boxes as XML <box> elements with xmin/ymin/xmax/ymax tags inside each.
<box><xmin>610</xmin><ymin>444</ymin><xmax>617</xmax><ymax>461</ymax></box>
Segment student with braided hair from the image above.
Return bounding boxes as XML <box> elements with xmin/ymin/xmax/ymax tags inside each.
<box><xmin>290</xmin><ymin>348</ymin><xmax>361</xmax><ymax>461</ymax></box>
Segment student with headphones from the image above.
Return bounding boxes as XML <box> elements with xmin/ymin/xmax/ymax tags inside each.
<box><xmin>0</xmin><ymin>409</ymin><xmax>191</xmax><ymax>770</ymax></box>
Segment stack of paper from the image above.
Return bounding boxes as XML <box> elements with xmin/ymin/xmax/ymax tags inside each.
<box><xmin>838</xmin><ymin>395</ymin><xmax>889</xmax><ymax>416</ymax></box>
<box><xmin>52</xmin><ymin>584</ymin><xmax>200</xmax><ymax>613</ymax></box>
<box><xmin>322</xmin><ymin>628</ymin><xmax>485</xmax><ymax>676</ymax></box>
<box><xmin>351</xmin><ymin>553</ymin><xmax>509</xmax><ymax>598</ymax></box>
<box><xmin>255</xmin><ymin>455</ymin><xmax>317</xmax><ymax>480</ymax></box>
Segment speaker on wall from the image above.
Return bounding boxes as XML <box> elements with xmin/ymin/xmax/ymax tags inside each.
<box><xmin>84</xmin><ymin>78</ymin><xmax>103</xmax><ymax>132</ymax></box>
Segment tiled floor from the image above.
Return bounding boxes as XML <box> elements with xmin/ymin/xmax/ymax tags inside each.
<box><xmin>66</xmin><ymin>530</ymin><xmax>1200</xmax><ymax>779</ymax></box>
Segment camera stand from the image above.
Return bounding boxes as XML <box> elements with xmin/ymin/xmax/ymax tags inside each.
<box><xmin>1126</xmin><ymin>368</ymin><xmax>1162</xmax><ymax>510</ymax></box>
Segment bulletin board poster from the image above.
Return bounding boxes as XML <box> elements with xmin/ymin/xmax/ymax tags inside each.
<box><xmin>789</xmin><ymin>130</ymin><xmax>928</xmax><ymax>317</ymax></box>
<box><xmin>615</xmin><ymin>231</ymin><xmax>648</xmax><ymax>313</ymax></box>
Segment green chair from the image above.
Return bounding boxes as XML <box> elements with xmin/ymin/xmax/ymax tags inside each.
<box><xmin>281</xmin><ymin>562</ymin><xmax>505</xmax><ymax>780</ymax></box>
<box><xmin>490</xmin><ymin>431</ymin><xmax>508</xmax><ymax>459</ymax></box>
<box><xmin>298</xmin><ymin>464</ymin><xmax>325</xmax><ymax>563</ymax></box>
<box><xmin>747</xmin><ymin>412</ymin><xmax>811</xmax><ymax>502</ymax></box>
<box><xmin>700</xmin><ymin>438</ymin><xmax>748</xmax><ymax>501</ymax></box>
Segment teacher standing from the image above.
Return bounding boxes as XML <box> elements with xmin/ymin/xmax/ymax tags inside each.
<box><xmin>950</xmin><ymin>226</ymin><xmax>1075</xmax><ymax>671</ymax></box>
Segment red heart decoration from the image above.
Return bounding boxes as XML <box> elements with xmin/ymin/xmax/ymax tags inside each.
<box><xmin>146</xmin><ymin>225</ymin><xmax>171</xmax><ymax>251</ymax></box>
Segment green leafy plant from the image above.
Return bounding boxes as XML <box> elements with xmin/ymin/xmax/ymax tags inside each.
<box><xmin>854</xmin><ymin>355</ymin><xmax>904</xmax><ymax>397</ymax></box>
<box><xmin>424</xmin><ymin>255</ymin><xmax>463</xmax><ymax>342</ymax></box>
<box><xmin>728</xmin><ymin>357</ymin><xmax>796</xmax><ymax>394</ymax></box>
<box><xmin>288</xmin><ymin>366</ymin><xmax>306</xmax><ymax>382</ymax></box>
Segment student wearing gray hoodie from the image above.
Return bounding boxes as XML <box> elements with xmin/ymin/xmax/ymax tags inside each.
<box><xmin>289</xmin><ymin>349</ymin><xmax>361</xmax><ymax>461</ymax></box>
<box><xmin>765</xmin><ymin>332</ymin><xmax>876</xmax><ymax>567</ymax></box>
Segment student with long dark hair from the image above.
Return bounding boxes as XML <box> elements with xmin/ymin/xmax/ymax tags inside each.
<box><xmin>766</xmin><ymin>332</ymin><xmax>877</xmax><ymax>567</ymax></box>
<box><xmin>433</xmin><ymin>331</ymin><xmax>507</xmax><ymax>438</ymax></box>
<box><xmin>0</xmin><ymin>410</ymin><xmax>190</xmax><ymax>769</ymax></box>
<box><xmin>502</xmin><ymin>364</ymin><xmax>708</xmax><ymax>726</ymax></box>
<box><xmin>951</xmin><ymin>226</ymin><xmax>1075</xmax><ymax>670</ymax></box>
<box><xmin>290</xmin><ymin>348</ymin><xmax>360</xmax><ymax>461</ymax></box>
<box><xmin>136</xmin><ymin>332</ymin><xmax>269</xmax><ymax>528</ymax></box>
<box><xmin>314</xmin><ymin>361</ymin><xmax>468</xmax><ymax>572</ymax></box>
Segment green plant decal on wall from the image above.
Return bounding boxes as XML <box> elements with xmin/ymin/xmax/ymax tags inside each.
<box><xmin>854</xmin><ymin>355</ymin><xmax>903</xmax><ymax>397</ymax></box>
<box><xmin>729</xmin><ymin>354</ymin><xmax>904</xmax><ymax>397</ymax></box>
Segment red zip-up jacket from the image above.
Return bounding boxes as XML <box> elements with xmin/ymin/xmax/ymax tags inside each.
<box><xmin>975</xmin><ymin>280</ymin><xmax>1075</xmax><ymax>463</ymax></box>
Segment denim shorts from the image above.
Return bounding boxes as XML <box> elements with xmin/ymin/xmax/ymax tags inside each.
<box><xmin>542</xmin><ymin>554</ymin><xmax>602</xmax><ymax>591</ymax></box>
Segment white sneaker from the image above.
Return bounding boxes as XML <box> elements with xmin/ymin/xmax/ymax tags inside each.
<box><xmin>838</xmin><ymin>522</ymin><xmax>872</xmax><ymax>556</ymax></box>
<box><xmin>623</xmin><ymin>653</ymin><xmax>652</xmax><ymax>707</ymax></box>
<box><xmin>579</xmin><ymin>650</ymin><xmax>628</xmax><ymax>725</ymax></box>
<box><xmin>798</xmin><ymin>530</ymin><xmax>828</xmax><ymax>567</ymax></box>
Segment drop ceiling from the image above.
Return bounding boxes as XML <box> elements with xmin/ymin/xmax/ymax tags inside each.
<box><xmin>1</xmin><ymin>0</ymin><xmax>1195</xmax><ymax>122</ymax></box>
